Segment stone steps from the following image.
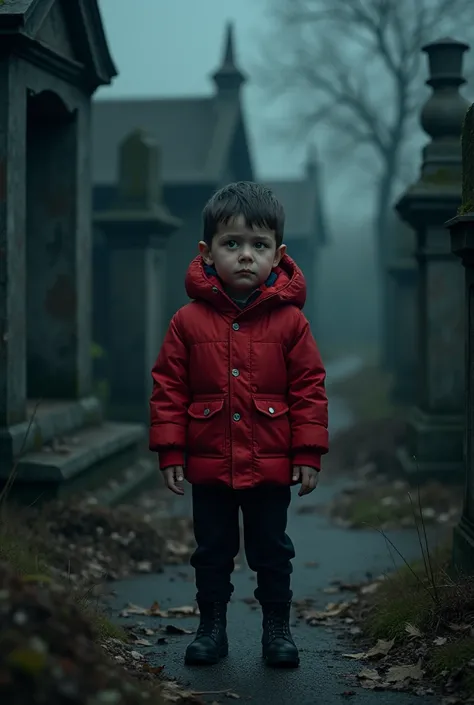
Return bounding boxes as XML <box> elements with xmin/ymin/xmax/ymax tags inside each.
<box><xmin>92</xmin><ymin>456</ymin><xmax>158</xmax><ymax>507</ymax></box>
<box><xmin>3</xmin><ymin>420</ymin><xmax>149</xmax><ymax>505</ymax></box>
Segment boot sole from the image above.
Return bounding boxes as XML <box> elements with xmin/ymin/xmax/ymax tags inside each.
<box><xmin>263</xmin><ymin>653</ymin><xmax>300</xmax><ymax>668</ymax></box>
<box><xmin>185</xmin><ymin>643</ymin><xmax>228</xmax><ymax>666</ymax></box>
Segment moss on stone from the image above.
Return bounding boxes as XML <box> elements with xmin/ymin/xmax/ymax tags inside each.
<box><xmin>422</xmin><ymin>168</ymin><xmax>459</xmax><ymax>185</ymax></box>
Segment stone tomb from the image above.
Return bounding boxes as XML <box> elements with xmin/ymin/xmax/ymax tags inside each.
<box><xmin>0</xmin><ymin>0</ymin><xmax>154</xmax><ymax>503</ymax></box>
<box><xmin>93</xmin><ymin>129</ymin><xmax>181</xmax><ymax>424</ymax></box>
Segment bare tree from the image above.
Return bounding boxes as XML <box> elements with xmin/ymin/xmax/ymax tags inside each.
<box><xmin>258</xmin><ymin>0</ymin><xmax>474</xmax><ymax>361</ymax></box>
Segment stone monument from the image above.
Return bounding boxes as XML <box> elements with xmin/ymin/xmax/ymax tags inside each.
<box><xmin>395</xmin><ymin>37</ymin><xmax>470</xmax><ymax>481</ymax></box>
<box><xmin>447</xmin><ymin>103</ymin><xmax>474</xmax><ymax>573</ymax></box>
<box><xmin>94</xmin><ymin>129</ymin><xmax>181</xmax><ymax>423</ymax></box>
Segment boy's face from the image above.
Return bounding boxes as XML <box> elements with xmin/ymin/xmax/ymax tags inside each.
<box><xmin>199</xmin><ymin>215</ymin><xmax>286</xmax><ymax>298</ymax></box>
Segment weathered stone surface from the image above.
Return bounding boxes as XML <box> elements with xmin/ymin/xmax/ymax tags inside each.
<box><xmin>447</xmin><ymin>102</ymin><xmax>474</xmax><ymax>572</ymax></box>
<box><xmin>461</xmin><ymin>104</ymin><xmax>474</xmax><ymax>214</ymax></box>
<box><xmin>0</xmin><ymin>0</ymin><xmax>149</xmax><ymax>506</ymax></box>
<box><xmin>395</xmin><ymin>37</ymin><xmax>470</xmax><ymax>481</ymax></box>
<box><xmin>93</xmin><ymin>129</ymin><xmax>181</xmax><ymax>424</ymax></box>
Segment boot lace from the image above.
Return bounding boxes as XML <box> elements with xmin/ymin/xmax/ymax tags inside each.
<box><xmin>266</xmin><ymin>609</ymin><xmax>291</xmax><ymax>641</ymax></box>
<box><xmin>196</xmin><ymin>603</ymin><xmax>226</xmax><ymax>640</ymax></box>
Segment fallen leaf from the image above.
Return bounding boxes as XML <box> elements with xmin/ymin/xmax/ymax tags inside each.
<box><xmin>365</xmin><ymin>639</ymin><xmax>394</xmax><ymax>658</ymax></box>
<box><xmin>137</xmin><ymin>561</ymin><xmax>152</xmax><ymax>573</ymax></box>
<box><xmin>358</xmin><ymin>668</ymin><xmax>381</xmax><ymax>681</ymax></box>
<box><xmin>133</xmin><ymin>638</ymin><xmax>153</xmax><ymax>647</ymax></box>
<box><xmin>165</xmin><ymin>624</ymin><xmax>194</xmax><ymax>635</ymax></box>
<box><xmin>448</xmin><ymin>622</ymin><xmax>471</xmax><ymax>632</ymax></box>
<box><xmin>405</xmin><ymin>623</ymin><xmax>422</xmax><ymax>638</ymax></box>
<box><xmin>385</xmin><ymin>660</ymin><xmax>423</xmax><ymax>683</ymax></box>
<box><xmin>360</xmin><ymin>582</ymin><xmax>381</xmax><ymax>595</ymax></box>
<box><xmin>306</xmin><ymin>601</ymin><xmax>351</xmax><ymax>623</ymax></box>
<box><xmin>150</xmin><ymin>601</ymin><xmax>168</xmax><ymax>617</ymax></box>
<box><xmin>119</xmin><ymin>602</ymin><xmax>149</xmax><ymax>617</ymax></box>
<box><xmin>343</xmin><ymin>639</ymin><xmax>394</xmax><ymax>661</ymax></box>
<box><xmin>434</xmin><ymin>636</ymin><xmax>447</xmax><ymax>646</ymax></box>
<box><xmin>143</xmin><ymin>663</ymin><xmax>165</xmax><ymax>676</ymax></box>
<box><xmin>168</xmin><ymin>604</ymin><xmax>198</xmax><ymax>616</ymax></box>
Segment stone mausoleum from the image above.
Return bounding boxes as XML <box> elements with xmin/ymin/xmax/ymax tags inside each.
<box><xmin>0</xmin><ymin>0</ymin><xmax>154</xmax><ymax>503</ymax></box>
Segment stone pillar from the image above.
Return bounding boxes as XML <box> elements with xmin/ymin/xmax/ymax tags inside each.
<box><xmin>395</xmin><ymin>37</ymin><xmax>470</xmax><ymax>481</ymax></box>
<box><xmin>387</xmin><ymin>219</ymin><xmax>418</xmax><ymax>404</ymax></box>
<box><xmin>447</xmin><ymin>104</ymin><xmax>474</xmax><ymax>573</ymax></box>
<box><xmin>94</xmin><ymin>129</ymin><xmax>181</xmax><ymax>424</ymax></box>
<box><xmin>0</xmin><ymin>61</ymin><xmax>27</xmax><ymax>430</ymax></box>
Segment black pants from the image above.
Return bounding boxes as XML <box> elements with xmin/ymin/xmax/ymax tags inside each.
<box><xmin>190</xmin><ymin>484</ymin><xmax>295</xmax><ymax>604</ymax></box>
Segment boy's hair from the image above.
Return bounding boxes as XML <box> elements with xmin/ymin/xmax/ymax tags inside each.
<box><xmin>202</xmin><ymin>181</ymin><xmax>285</xmax><ymax>248</ymax></box>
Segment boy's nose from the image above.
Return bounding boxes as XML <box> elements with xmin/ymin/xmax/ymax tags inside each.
<box><xmin>239</xmin><ymin>247</ymin><xmax>254</xmax><ymax>261</ymax></box>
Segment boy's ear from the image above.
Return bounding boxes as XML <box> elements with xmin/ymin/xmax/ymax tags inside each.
<box><xmin>198</xmin><ymin>240</ymin><xmax>214</xmax><ymax>265</ymax></box>
<box><xmin>273</xmin><ymin>244</ymin><xmax>286</xmax><ymax>267</ymax></box>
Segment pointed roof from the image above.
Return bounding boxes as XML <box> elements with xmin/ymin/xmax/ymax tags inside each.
<box><xmin>211</xmin><ymin>21</ymin><xmax>246</xmax><ymax>92</ymax></box>
<box><xmin>92</xmin><ymin>24</ymin><xmax>252</xmax><ymax>186</ymax></box>
<box><xmin>0</xmin><ymin>0</ymin><xmax>117</xmax><ymax>90</ymax></box>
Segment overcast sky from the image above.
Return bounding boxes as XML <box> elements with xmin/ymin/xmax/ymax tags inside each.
<box><xmin>96</xmin><ymin>0</ymin><xmax>312</xmax><ymax>181</ymax></box>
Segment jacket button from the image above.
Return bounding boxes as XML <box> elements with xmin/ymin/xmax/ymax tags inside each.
<box><xmin>212</xmin><ymin>286</ymin><xmax>218</xmax><ymax>293</ymax></box>
<box><xmin>233</xmin><ymin>412</ymin><xmax>241</xmax><ymax>422</ymax></box>
<box><xmin>268</xmin><ymin>407</ymin><xmax>275</xmax><ymax>414</ymax></box>
<box><xmin>231</xmin><ymin>368</ymin><xmax>240</xmax><ymax>377</ymax></box>
<box><xmin>203</xmin><ymin>408</ymin><xmax>210</xmax><ymax>416</ymax></box>
<box><xmin>232</xmin><ymin>322</ymin><xmax>240</xmax><ymax>331</ymax></box>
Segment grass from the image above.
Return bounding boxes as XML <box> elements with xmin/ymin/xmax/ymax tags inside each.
<box><xmin>0</xmin><ymin>404</ymin><xmax>128</xmax><ymax>645</ymax></box>
<box><xmin>365</xmin><ymin>542</ymin><xmax>452</xmax><ymax>640</ymax></box>
<box><xmin>0</xmin><ymin>506</ymin><xmax>128</xmax><ymax>642</ymax></box>
<box><xmin>331</xmin><ymin>480</ymin><xmax>462</xmax><ymax>529</ymax></box>
<box><xmin>362</xmin><ymin>527</ymin><xmax>474</xmax><ymax>696</ymax></box>
<box><xmin>347</xmin><ymin>497</ymin><xmax>411</xmax><ymax>527</ymax></box>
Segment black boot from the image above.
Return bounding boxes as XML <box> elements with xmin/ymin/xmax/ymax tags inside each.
<box><xmin>184</xmin><ymin>601</ymin><xmax>228</xmax><ymax>665</ymax></box>
<box><xmin>261</xmin><ymin>602</ymin><xmax>299</xmax><ymax>668</ymax></box>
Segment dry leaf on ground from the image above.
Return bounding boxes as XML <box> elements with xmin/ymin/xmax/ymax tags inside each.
<box><xmin>343</xmin><ymin>638</ymin><xmax>394</xmax><ymax>660</ymax></box>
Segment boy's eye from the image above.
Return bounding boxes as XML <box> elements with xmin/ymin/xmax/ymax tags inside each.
<box><xmin>226</xmin><ymin>240</ymin><xmax>238</xmax><ymax>248</ymax></box>
<box><xmin>255</xmin><ymin>242</ymin><xmax>268</xmax><ymax>249</ymax></box>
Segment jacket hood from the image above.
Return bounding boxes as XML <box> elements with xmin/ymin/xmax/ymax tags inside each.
<box><xmin>185</xmin><ymin>253</ymin><xmax>307</xmax><ymax>311</ymax></box>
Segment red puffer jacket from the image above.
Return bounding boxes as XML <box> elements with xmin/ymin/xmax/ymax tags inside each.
<box><xmin>149</xmin><ymin>254</ymin><xmax>328</xmax><ymax>489</ymax></box>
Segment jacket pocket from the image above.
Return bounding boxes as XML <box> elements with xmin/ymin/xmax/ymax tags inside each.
<box><xmin>187</xmin><ymin>399</ymin><xmax>226</xmax><ymax>457</ymax></box>
<box><xmin>252</xmin><ymin>398</ymin><xmax>291</xmax><ymax>457</ymax></box>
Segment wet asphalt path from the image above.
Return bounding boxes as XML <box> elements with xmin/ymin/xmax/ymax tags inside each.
<box><xmin>107</xmin><ymin>474</ymin><xmax>444</xmax><ymax>704</ymax></box>
<box><xmin>107</xmin><ymin>358</ymin><xmax>444</xmax><ymax>703</ymax></box>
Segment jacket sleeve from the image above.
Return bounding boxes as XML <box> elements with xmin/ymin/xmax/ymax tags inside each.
<box><xmin>149</xmin><ymin>312</ymin><xmax>190</xmax><ymax>469</ymax></box>
<box><xmin>287</xmin><ymin>312</ymin><xmax>329</xmax><ymax>470</ymax></box>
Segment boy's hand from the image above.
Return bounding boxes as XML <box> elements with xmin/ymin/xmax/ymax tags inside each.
<box><xmin>163</xmin><ymin>465</ymin><xmax>185</xmax><ymax>495</ymax></box>
<box><xmin>292</xmin><ymin>466</ymin><xmax>319</xmax><ymax>496</ymax></box>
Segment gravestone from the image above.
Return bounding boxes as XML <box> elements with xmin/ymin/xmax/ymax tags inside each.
<box><xmin>94</xmin><ymin>129</ymin><xmax>181</xmax><ymax>423</ymax></box>
<box><xmin>447</xmin><ymin>103</ymin><xmax>474</xmax><ymax>573</ymax></box>
<box><xmin>395</xmin><ymin>37</ymin><xmax>470</xmax><ymax>481</ymax></box>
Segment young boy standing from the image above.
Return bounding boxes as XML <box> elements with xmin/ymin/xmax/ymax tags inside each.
<box><xmin>149</xmin><ymin>181</ymin><xmax>328</xmax><ymax>669</ymax></box>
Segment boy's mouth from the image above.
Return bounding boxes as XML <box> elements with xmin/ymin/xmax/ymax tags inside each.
<box><xmin>235</xmin><ymin>269</ymin><xmax>256</xmax><ymax>276</ymax></box>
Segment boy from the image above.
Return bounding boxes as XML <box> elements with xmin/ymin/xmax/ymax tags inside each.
<box><xmin>149</xmin><ymin>181</ymin><xmax>328</xmax><ymax>669</ymax></box>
